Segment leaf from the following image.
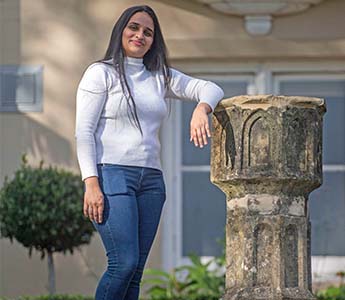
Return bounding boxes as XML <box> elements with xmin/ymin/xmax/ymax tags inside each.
<box><xmin>144</xmin><ymin>268</ymin><xmax>171</xmax><ymax>278</ymax></box>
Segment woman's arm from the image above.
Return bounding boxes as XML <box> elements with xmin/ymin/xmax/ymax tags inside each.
<box><xmin>75</xmin><ymin>63</ymin><xmax>110</xmax><ymax>223</ymax></box>
<box><xmin>166</xmin><ymin>68</ymin><xmax>224</xmax><ymax>147</ymax></box>
<box><xmin>75</xmin><ymin>63</ymin><xmax>109</xmax><ymax>181</ymax></box>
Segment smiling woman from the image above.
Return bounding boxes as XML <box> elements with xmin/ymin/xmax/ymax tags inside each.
<box><xmin>74</xmin><ymin>4</ymin><xmax>224</xmax><ymax>300</ymax></box>
<box><xmin>122</xmin><ymin>13</ymin><xmax>154</xmax><ymax>58</ymax></box>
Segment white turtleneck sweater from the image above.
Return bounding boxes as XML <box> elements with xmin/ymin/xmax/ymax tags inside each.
<box><xmin>75</xmin><ymin>57</ymin><xmax>224</xmax><ymax>181</ymax></box>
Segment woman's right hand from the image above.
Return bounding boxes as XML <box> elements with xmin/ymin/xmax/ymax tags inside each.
<box><xmin>83</xmin><ymin>176</ymin><xmax>104</xmax><ymax>224</ymax></box>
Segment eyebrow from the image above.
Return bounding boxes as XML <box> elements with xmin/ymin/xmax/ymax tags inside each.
<box><xmin>129</xmin><ymin>22</ymin><xmax>154</xmax><ymax>33</ymax></box>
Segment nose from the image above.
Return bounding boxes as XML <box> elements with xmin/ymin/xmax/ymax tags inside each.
<box><xmin>135</xmin><ymin>30</ymin><xmax>144</xmax><ymax>39</ymax></box>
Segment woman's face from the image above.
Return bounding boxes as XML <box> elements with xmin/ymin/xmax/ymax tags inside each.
<box><xmin>122</xmin><ymin>12</ymin><xmax>154</xmax><ymax>58</ymax></box>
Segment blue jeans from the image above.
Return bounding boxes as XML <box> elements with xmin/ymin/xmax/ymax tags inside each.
<box><xmin>90</xmin><ymin>164</ymin><xmax>166</xmax><ymax>300</ymax></box>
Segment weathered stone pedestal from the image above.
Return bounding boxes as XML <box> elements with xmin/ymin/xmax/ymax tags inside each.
<box><xmin>210</xmin><ymin>95</ymin><xmax>326</xmax><ymax>300</ymax></box>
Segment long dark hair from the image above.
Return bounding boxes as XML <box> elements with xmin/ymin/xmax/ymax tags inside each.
<box><xmin>97</xmin><ymin>5</ymin><xmax>171</xmax><ymax>134</ymax></box>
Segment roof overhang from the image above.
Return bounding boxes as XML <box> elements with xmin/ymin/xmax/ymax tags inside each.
<box><xmin>155</xmin><ymin>0</ymin><xmax>325</xmax><ymax>35</ymax></box>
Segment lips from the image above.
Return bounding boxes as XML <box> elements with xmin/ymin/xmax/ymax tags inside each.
<box><xmin>131</xmin><ymin>40</ymin><xmax>143</xmax><ymax>47</ymax></box>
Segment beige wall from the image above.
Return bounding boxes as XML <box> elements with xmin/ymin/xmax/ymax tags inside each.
<box><xmin>1</xmin><ymin>0</ymin><xmax>345</xmax><ymax>297</ymax></box>
<box><xmin>160</xmin><ymin>0</ymin><xmax>345</xmax><ymax>60</ymax></box>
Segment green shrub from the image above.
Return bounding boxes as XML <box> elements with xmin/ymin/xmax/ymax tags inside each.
<box><xmin>316</xmin><ymin>286</ymin><xmax>345</xmax><ymax>300</ymax></box>
<box><xmin>0</xmin><ymin>155</ymin><xmax>95</xmax><ymax>294</ymax></box>
<box><xmin>141</xmin><ymin>253</ymin><xmax>225</xmax><ymax>300</ymax></box>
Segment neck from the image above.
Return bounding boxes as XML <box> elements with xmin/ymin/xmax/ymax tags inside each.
<box><xmin>124</xmin><ymin>56</ymin><xmax>144</xmax><ymax>66</ymax></box>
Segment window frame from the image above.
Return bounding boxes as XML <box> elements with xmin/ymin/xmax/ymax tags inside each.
<box><xmin>161</xmin><ymin>71</ymin><xmax>256</xmax><ymax>269</ymax></box>
<box><xmin>273</xmin><ymin>72</ymin><xmax>345</xmax><ymax>278</ymax></box>
<box><xmin>273</xmin><ymin>73</ymin><xmax>345</xmax><ymax>173</ymax></box>
<box><xmin>0</xmin><ymin>65</ymin><xmax>44</xmax><ymax>112</ymax></box>
<box><xmin>160</xmin><ymin>60</ymin><xmax>345</xmax><ymax>273</ymax></box>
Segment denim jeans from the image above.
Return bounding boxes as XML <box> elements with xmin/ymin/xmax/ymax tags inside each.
<box><xmin>90</xmin><ymin>164</ymin><xmax>166</xmax><ymax>300</ymax></box>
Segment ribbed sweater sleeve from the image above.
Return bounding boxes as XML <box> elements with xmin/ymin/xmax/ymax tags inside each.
<box><xmin>75</xmin><ymin>63</ymin><xmax>109</xmax><ymax>181</ymax></box>
<box><xmin>167</xmin><ymin>68</ymin><xmax>224</xmax><ymax>111</ymax></box>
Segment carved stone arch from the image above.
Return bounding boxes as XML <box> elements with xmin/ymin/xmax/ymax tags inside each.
<box><xmin>216</xmin><ymin>111</ymin><xmax>236</xmax><ymax>169</ymax></box>
<box><xmin>284</xmin><ymin>223</ymin><xmax>299</xmax><ymax>287</ymax></box>
<box><xmin>223</xmin><ymin>120</ymin><xmax>236</xmax><ymax>169</ymax></box>
<box><xmin>253</xmin><ymin>223</ymin><xmax>273</xmax><ymax>286</ymax></box>
<box><xmin>241</xmin><ymin>110</ymin><xmax>276</xmax><ymax>170</ymax></box>
<box><xmin>283</xmin><ymin>108</ymin><xmax>317</xmax><ymax>175</ymax></box>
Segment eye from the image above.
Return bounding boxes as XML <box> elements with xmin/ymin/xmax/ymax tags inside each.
<box><xmin>128</xmin><ymin>24</ymin><xmax>138</xmax><ymax>31</ymax></box>
<box><xmin>144</xmin><ymin>30</ymin><xmax>153</xmax><ymax>37</ymax></box>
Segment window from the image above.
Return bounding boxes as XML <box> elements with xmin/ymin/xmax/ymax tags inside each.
<box><xmin>0</xmin><ymin>65</ymin><xmax>43</xmax><ymax>112</ymax></box>
<box><xmin>275</xmin><ymin>76</ymin><xmax>345</xmax><ymax>255</ymax></box>
<box><xmin>181</xmin><ymin>78</ymin><xmax>252</xmax><ymax>258</ymax></box>
<box><xmin>161</xmin><ymin>64</ymin><xmax>345</xmax><ymax>271</ymax></box>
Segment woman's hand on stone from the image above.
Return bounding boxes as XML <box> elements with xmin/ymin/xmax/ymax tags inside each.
<box><xmin>190</xmin><ymin>103</ymin><xmax>212</xmax><ymax>148</ymax></box>
<box><xmin>83</xmin><ymin>176</ymin><xmax>104</xmax><ymax>224</ymax></box>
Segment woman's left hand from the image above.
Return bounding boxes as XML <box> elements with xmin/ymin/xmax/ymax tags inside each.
<box><xmin>190</xmin><ymin>103</ymin><xmax>212</xmax><ymax>148</ymax></box>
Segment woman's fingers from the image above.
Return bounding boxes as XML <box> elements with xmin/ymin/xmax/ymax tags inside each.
<box><xmin>91</xmin><ymin>201</ymin><xmax>104</xmax><ymax>223</ymax></box>
<box><xmin>190</xmin><ymin>122</ymin><xmax>210</xmax><ymax>148</ymax></box>
<box><xmin>94</xmin><ymin>200</ymin><xmax>103</xmax><ymax>223</ymax></box>
<box><xmin>193</xmin><ymin>133</ymin><xmax>199</xmax><ymax>147</ymax></box>
<box><xmin>83</xmin><ymin>197</ymin><xmax>88</xmax><ymax>218</ymax></box>
<box><xmin>84</xmin><ymin>195</ymin><xmax>104</xmax><ymax>223</ymax></box>
<box><xmin>196</xmin><ymin>128</ymin><xmax>204</xmax><ymax>147</ymax></box>
<box><xmin>205</xmin><ymin>123</ymin><xmax>211</xmax><ymax>138</ymax></box>
<box><xmin>200</xmin><ymin>126</ymin><xmax>208</xmax><ymax>145</ymax></box>
<box><xmin>190</xmin><ymin>128</ymin><xmax>197</xmax><ymax>146</ymax></box>
<box><xmin>85</xmin><ymin>205</ymin><xmax>103</xmax><ymax>223</ymax></box>
<box><xmin>97</xmin><ymin>205</ymin><xmax>103</xmax><ymax>223</ymax></box>
<box><xmin>191</xmin><ymin>128</ymin><xmax>200</xmax><ymax>147</ymax></box>
<box><xmin>195</xmin><ymin>128</ymin><xmax>202</xmax><ymax>147</ymax></box>
<box><xmin>88</xmin><ymin>206</ymin><xmax>94</xmax><ymax>221</ymax></box>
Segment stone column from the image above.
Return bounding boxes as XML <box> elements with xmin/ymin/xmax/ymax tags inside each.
<box><xmin>210</xmin><ymin>95</ymin><xmax>326</xmax><ymax>300</ymax></box>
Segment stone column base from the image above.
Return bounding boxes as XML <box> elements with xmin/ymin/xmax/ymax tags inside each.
<box><xmin>224</xmin><ymin>287</ymin><xmax>316</xmax><ymax>300</ymax></box>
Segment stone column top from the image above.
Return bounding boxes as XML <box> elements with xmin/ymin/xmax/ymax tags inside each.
<box><xmin>211</xmin><ymin>94</ymin><xmax>326</xmax><ymax>197</ymax></box>
<box><xmin>215</xmin><ymin>94</ymin><xmax>326</xmax><ymax>112</ymax></box>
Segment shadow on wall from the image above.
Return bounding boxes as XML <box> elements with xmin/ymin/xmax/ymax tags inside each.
<box><xmin>24</xmin><ymin>0</ymin><xmax>110</xmax><ymax>66</ymax></box>
<box><xmin>1</xmin><ymin>114</ymin><xmax>73</xmax><ymax>185</ymax></box>
<box><xmin>0</xmin><ymin>0</ymin><xmax>115</xmax><ymax>185</ymax></box>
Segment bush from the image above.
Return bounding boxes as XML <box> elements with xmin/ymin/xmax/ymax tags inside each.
<box><xmin>141</xmin><ymin>253</ymin><xmax>225</xmax><ymax>300</ymax></box>
<box><xmin>0</xmin><ymin>155</ymin><xmax>95</xmax><ymax>294</ymax></box>
<box><xmin>316</xmin><ymin>286</ymin><xmax>345</xmax><ymax>300</ymax></box>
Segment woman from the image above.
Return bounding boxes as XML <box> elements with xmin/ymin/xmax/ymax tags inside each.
<box><xmin>75</xmin><ymin>5</ymin><xmax>224</xmax><ymax>300</ymax></box>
